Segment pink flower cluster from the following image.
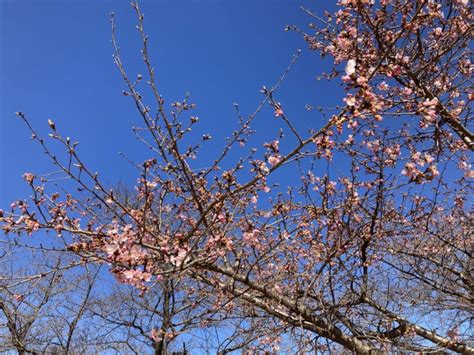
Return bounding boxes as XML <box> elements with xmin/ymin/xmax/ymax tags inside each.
<box><xmin>418</xmin><ymin>98</ymin><xmax>439</xmax><ymax>128</ymax></box>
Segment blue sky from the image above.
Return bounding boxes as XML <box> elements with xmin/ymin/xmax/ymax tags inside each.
<box><xmin>0</xmin><ymin>0</ymin><xmax>341</xmax><ymax>208</ymax></box>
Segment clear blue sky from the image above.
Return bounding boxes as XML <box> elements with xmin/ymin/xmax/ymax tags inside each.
<box><xmin>1</xmin><ymin>0</ymin><xmax>341</xmax><ymax>206</ymax></box>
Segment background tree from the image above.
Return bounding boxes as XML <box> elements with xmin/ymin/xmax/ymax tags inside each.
<box><xmin>0</xmin><ymin>243</ymin><xmax>108</xmax><ymax>353</ymax></box>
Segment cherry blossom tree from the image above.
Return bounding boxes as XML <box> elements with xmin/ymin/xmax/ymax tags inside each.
<box><xmin>1</xmin><ymin>0</ymin><xmax>473</xmax><ymax>353</ymax></box>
